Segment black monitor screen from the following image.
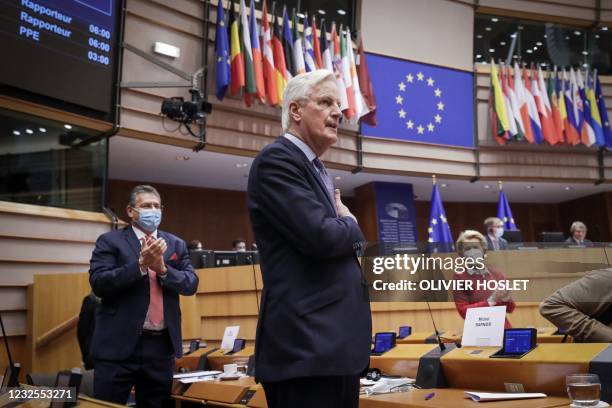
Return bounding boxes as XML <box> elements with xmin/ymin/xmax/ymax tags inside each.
<box><xmin>190</xmin><ymin>250</ymin><xmax>214</xmax><ymax>269</ymax></box>
<box><xmin>0</xmin><ymin>0</ymin><xmax>122</xmax><ymax>114</ymax></box>
<box><xmin>214</xmin><ymin>251</ymin><xmax>237</xmax><ymax>267</ymax></box>
<box><xmin>503</xmin><ymin>329</ymin><xmax>535</xmax><ymax>354</ymax></box>
<box><xmin>541</xmin><ymin>232</ymin><xmax>565</xmax><ymax>243</ymax></box>
<box><xmin>232</xmin><ymin>338</ymin><xmax>245</xmax><ymax>353</ymax></box>
<box><xmin>373</xmin><ymin>332</ymin><xmax>395</xmax><ymax>354</ymax></box>
<box><xmin>502</xmin><ymin>229</ymin><xmax>523</xmax><ymax>243</ymax></box>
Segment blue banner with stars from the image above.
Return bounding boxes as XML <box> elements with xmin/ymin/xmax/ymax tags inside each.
<box><xmin>361</xmin><ymin>53</ymin><xmax>475</xmax><ymax>148</ymax></box>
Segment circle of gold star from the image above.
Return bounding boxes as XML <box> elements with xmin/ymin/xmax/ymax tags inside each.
<box><xmin>396</xmin><ymin>71</ymin><xmax>445</xmax><ymax>137</ymax></box>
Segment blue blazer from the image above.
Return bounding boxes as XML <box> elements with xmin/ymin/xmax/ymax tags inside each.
<box><xmin>89</xmin><ymin>227</ymin><xmax>199</xmax><ymax>360</ymax></box>
<box><xmin>247</xmin><ymin>136</ymin><xmax>372</xmax><ymax>382</ymax></box>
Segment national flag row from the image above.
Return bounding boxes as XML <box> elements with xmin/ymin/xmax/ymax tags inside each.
<box><xmin>490</xmin><ymin>61</ymin><xmax>612</xmax><ymax>147</ymax></box>
<box><xmin>214</xmin><ymin>0</ymin><xmax>377</xmax><ymax>125</ymax></box>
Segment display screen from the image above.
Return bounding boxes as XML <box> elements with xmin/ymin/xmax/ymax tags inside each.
<box><xmin>503</xmin><ymin>329</ymin><xmax>535</xmax><ymax>354</ymax></box>
<box><xmin>0</xmin><ymin>0</ymin><xmax>121</xmax><ymax>113</ymax></box>
<box><xmin>398</xmin><ymin>326</ymin><xmax>412</xmax><ymax>339</ymax></box>
<box><xmin>232</xmin><ymin>338</ymin><xmax>245</xmax><ymax>353</ymax></box>
<box><xmin>373</xmin><ymin>332</ymin><xmax>395</xmax><ymax>354</ymax></box>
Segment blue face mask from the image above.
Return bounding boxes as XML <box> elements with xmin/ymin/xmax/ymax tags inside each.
<box><xmin>135</xmin><ymin>208</ymin><xmax>161</xmax><ymax>232</ymax></box>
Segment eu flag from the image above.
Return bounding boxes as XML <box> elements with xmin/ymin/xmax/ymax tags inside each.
<box><xmin>428</xmin><ymin>184</ymin><xmax>453</xmax><ymax>252</ymax></box>
<box><xmin>215</xmin><ymin>0</ymin><xmax>230</xmax><ymax>100</ymax></box>
<box><xmin>361</xmin><ymin>54</ymin><xmax>474</xmax><ymax>147</ymax></box>
<box><xmin>497</xmin><ymin>191</ymin><xmax>517</xmax><ymax>230</ymax></box>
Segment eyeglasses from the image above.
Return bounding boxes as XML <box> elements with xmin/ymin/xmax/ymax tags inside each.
<box><xmin>133</xmin><ymin>203</ymin><xmax>163</xmax><ymax>210</ymax></box>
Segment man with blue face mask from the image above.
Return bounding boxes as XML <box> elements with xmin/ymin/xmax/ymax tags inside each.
<box><xmin>89</xmin><ymin>185</ymin><xmax>198</xmax><ymax>407</ymax></box>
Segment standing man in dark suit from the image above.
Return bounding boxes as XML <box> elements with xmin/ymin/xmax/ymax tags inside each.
<box><xmin>247</xmin><ymin>70</ymin><xmax>371</xmax><ymax>408</ymax></box>
<box><xmin>484</xmin><ymin>217</ymin><xmax>509</xmax><ymax>251</ymax></box>
<box><xmin>89</xmin><ymin>185</ymin><xmax>199</xmax><ymax>407</ymax></box>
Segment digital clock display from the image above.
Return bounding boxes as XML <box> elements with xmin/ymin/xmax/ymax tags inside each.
<box><xmin>0</xmin><ymin>0</ymin><xmax>121</xmax><ymax>115</ymax></box>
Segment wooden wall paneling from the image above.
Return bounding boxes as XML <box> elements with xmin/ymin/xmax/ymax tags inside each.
<box><xmin>27</xmin><ymin>273</ymin><xmax>92</xmax><ymax>373</ymax></box>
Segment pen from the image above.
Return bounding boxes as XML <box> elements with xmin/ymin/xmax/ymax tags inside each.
<box><xmin>424</xmin><ymin>392</ymin><xmax>435</xmax><ymax>400</ymax></box>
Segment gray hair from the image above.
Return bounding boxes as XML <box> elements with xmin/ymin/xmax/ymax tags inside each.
<box><xmin>456</xmin><ymin>230</ymin><xmax>487</xmax><ymax>253</ymax></box>
<box><xmin>281</xmin><ymin>70</ymin><xmax>337</xmax><ymax>132</ymax></box>
<box><xmin>483</xmin><ymin>217</ymin><xmax>502</xmax><ymax>229</ymax></box>
<box><xmin>570</xmin><ymin>221</ymin><xmax>587</xmax><ymax>233</ymax></box>
<box><xmin>128</xmin><ymin>185</ymin><xmax>161</xmax><ymax>206</ymax></box>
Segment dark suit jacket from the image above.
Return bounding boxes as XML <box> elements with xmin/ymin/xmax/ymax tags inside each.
<box><xmin>565</xmin><ymin>237</ymin><xmax>593</xmax><ymax>246</ymax></box>
<box><xmin>486</xmin><ymin>235</ymin><xmax>508</xmax><ymax>251</ymax></box>
<box><xmin>89</xmin><ymin>227</ymin><xmax>199</xmax><ymax>360</ymax></box>
<box><xmin>247</xmin><ymin>136</ymin><xmax>372</xmax><ymax>383</ymax></box>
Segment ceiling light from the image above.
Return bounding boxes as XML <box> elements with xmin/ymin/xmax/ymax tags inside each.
<box><xmin>491</xmin><ymin>17</ymin><xmax>498</xmax><ymax>22</ymax></box>
<box><xmin>526</xmin><ymin>185</ymin><xmax>534</xmax><ymax>189</ymax></box>
<box><xmin>510</xmin><ymin>33</ymin><xmax>517</xmax><ymax>38</ymax></box>
<box><xmin>595</xmin><ymin>34</ymin><xmax>600</xmax><ymax>39</ymax></box>
<box><xmin>175</xmin><ymin>156</ymin><xmax>190</xmax><ymax>161</ymax></box>
<box><xmin>39</xmin><ymin>127</ymin><xmax>47</xmax><ymax>133</ymax></box>
<box><xmin>513</xmin><ymin>55</ymin><xmax>518</xmax><ymax>59</ymax></box>
<box><xmin>574</xmin><ymin>30</ymin><xmax>581</xmax><ymax>36</ymax></box>
<box><xmin>476</xmin><ymin>54</ymin><xmax>482</xmax><ymax>58</ymax></box>
<box><xmin>582</xmin><ymin>51</ymin><xmax>588</xmax><ymax>55</ymax></box>
<box><xmin>526</xmin><ymin>49</ymin><xmax>533</xmax><ymax>54</ymax></box>
<box><xmin>483</xmin><ymin>185</ymin><xmax>490</xmax><ymax>189</ymax></box>
<box><xmin>337</xmin><ymin>9</ymin><xmax>346</xmax><ymax>15</ymax></box>
<box><xmin>64</xmin><ymin>124</ymin><xmax>72</xmax><ymax>129</ymax></box>
<box><xmin>489</xmin><ymin>48</ymin><xmax>495</xmax><ymax>52</ymax></box>
<box><xmin>565</xmin><ymin>36</ymin><xmax>570</xmax><ymax>40</ymax></box>
<box><xmin>518</xmin><ymin>25</ymin><xmax>523</xmax><ymax>30</ymax></box>
<box><xmin>544</xmin><ymin>34</ymin><xmax>547</xmax><ymax>38</ymax></box>
<box><xmin>317</xmin><ymin>9</ymin><xmax>326</xmax><ymax>15</ymax></box>
<box><xmin>12</xmin><ymin>130</ymin><xmax>20</xmax><ymax>136</ymax></box>
<box><xmin>235</xmin><ymin>163</ymin><xmax>248</xmax><ymax>168</ymax></box>
<box><xmin>335</xmin><ymin>176</ymin><xmax>341</xmax><ymax>180</ymax></box>
<box><xmin>533</xmin><ymin>46</ymin><xmax>538</xmax><ymax>50</ymax></box>
<box><xmin>565</xmin><ymin>186</ymin><xmax>572</xmax><ymax>190</ymax></box>
<box><xmin>485</xmin><ymin>27</ymin><xmax>492</xmax><ymax>31</ymax></box>
<box><xmin>602</xmin><ymin>26</ymin><xmax>608</xmax><ymax>31</ymax></box>
<box><xmin>500</xmin><ymin>41</ymin><xmax>506</xmax><ymax>46</ymax></box>
<box><xmin>477</xmin><ymin>34</ymin><xmax>483</xmax><ymax>39</ymax></box>
<box><xmin>25</xmin><ymin>129</ymin><xmax>33</xmax><ymax>134</ymax></box>
<box><xmin>296</xmin><ymin>12</ymin><xmax>305</xmax><ymax>18</ymax></box>
<box><xmin>536</xmin><ymin>42</ymin><xmax>542</xmax><ymax>46</ymax></box>
<box><xmin>441</xmin><ymin>183</ymin><xmax>448</xmax><ymax>188</ymax></box>
<box><xmin>583</xmin><ymin>63</ymin><xmax>588</xmax><ymax>68</ymax></box>
<box><xmin>540</xmin><ymin>63</ymin><xmax>547</xmax><ymax>67</ymax></box>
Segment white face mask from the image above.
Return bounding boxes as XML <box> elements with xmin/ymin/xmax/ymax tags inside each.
<box><xmin>494</xmin><ymin>227</ymin><xmax>504</xmax><ymax>239</ymax></box>
<box><xmin>463</xmin><ymin>248</ymin><xmax>484</xmax><ymax>261</ymax></box>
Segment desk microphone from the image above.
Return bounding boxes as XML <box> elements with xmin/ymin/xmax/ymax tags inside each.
<box><xmin>423</xmin><ymin>292</ymin><xmax>445</xmax><ymax>351</ymax></box>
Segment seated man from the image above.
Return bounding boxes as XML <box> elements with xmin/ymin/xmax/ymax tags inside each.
<box><xmin>484</xmin><ymin>217</ymin><xmax>508</xmax><ymax>251</ymax></box>
<box><xmin>540</xmin><ymin>268</ymin><xmax>612</xmax><ymax>342</ymax></box>
<box><xmin>565</xmin><ymin>221</ymin><xmax>593</xmax><ymax>246</ymax></box>
<box><xmin>232</xmin><ymin>237</ymin><xmax>247</xmax><ymax>252</ymax></box>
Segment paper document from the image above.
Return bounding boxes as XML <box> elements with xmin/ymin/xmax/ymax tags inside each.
<box><xmin>465</xmin><ymin>391</ymin><xmax>547</xmax><ymax>402</ymax></box>
<box><xmin>173</xmin><ymin>370</ymin><xmax>222</xmax><ymax>379</ymax></box>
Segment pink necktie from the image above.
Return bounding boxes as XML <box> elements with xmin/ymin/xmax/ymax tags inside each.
<box><xmin>143</xmin><ymin>236</ymin><xmax>164</xmax><ymax>326</ymax></box>
<box><xmin>147</xmin><ymin>268</ymin><xmax>164</xmax><ymax>326</ymax></box>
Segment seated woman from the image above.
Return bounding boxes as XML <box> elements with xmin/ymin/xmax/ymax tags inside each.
<box><xmin>452</xmin><ymin>230</ymin><xmax>515</xmax><ymax>328</ymax></box>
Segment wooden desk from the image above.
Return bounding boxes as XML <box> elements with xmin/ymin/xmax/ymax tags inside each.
<box><xmin>442</xmin><ymin>343</ymin><xmax>610</xmax><ymax>396</ymax></box>
<box><xmin>0</xmin><ymin>392</ymin><xmax>124</xmax><ymax>407</ymax></box>
<box><xmin>173</xmin><ymin>376</ymin><xmax>267</xmax><ymax>408</ymax></box>
<box><xmin>176</xmin><ymin>347</ymin><xmax>254</xmax><ymax>372</ymax></box>
<box><xmin>396</xmin><ymin>331</ymin><xmax>461</xmax><ymax>345</ymax></box>
<box><xmin>359</xmin><ymin>388</ymin><xmax>569</xmax><ymax>408</ymax></box>
<box><xmin>396</xmin><ymin>328</ymin><xmax>566</xmax><ymax>345</ymax></box>
<box><xmin>369</xmin><ymin>344</ymin><xmax>438</xmax><ymax>377</ymax></box>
